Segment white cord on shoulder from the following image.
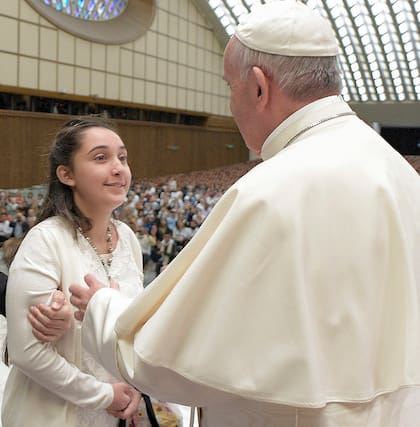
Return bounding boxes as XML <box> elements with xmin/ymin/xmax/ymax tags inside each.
<box><xmin>189</xmin><ymin>406</ymin><xmax>195</xmax><ymax>427</ymax></box>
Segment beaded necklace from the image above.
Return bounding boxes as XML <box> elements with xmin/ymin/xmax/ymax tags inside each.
<box><xmin>78</xmin><ymin>223</ymin><xmax>114</xmax><ymax>281</ymax></box>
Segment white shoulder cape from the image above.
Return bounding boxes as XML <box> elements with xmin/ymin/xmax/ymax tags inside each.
<box><xmin>84</xmin><ymin>100</ymin><xmax>420</xmax><ymax>407</ymax></box>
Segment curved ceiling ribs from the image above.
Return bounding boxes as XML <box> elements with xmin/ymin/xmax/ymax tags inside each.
<box><xmin>201</xmin><ymin>0</ymin><xmax>419</xmax><ymax>103</ymax></box>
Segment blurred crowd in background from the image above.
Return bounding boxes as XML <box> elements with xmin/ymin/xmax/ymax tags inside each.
<box><xmin>0</xmin><ymin>161</ymin><xmax>259</xmax><ymax>282</ymax></box>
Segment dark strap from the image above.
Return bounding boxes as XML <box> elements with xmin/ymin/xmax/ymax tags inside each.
<box><xmin>119</xmin><ymin>393</ymin><xmax>160</xmax><ymax>426</ymax></box>
<box><xmin>142</xmin><ymin>393</ymin><xmax>160</xmax><ymax>427</ymax></box>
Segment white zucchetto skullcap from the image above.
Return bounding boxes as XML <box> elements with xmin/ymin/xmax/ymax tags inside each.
<box><xmin>235</xmin><ymin>1</ymin><xmax>339</xmax><ymax>57</ymax></box>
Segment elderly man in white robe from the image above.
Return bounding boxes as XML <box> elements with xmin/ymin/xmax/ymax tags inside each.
<box><xmin>31</xmin><ymin>1</ymin><xmax>420</xmax><ymax>425</ymax></box>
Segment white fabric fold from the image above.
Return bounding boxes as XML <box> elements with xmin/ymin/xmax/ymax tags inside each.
<box><xmin>83</xmin><ymin>98</ymin><xmax>420</xmax><ymax>412</ymax></box>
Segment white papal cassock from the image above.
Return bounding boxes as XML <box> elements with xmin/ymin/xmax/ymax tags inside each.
<box><xmin>82</xmin><ymin>96</ymin><xmax>420</xmax><ymax>426</ymax></box>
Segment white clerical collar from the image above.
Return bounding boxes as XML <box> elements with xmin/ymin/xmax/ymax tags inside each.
<box><xmin>261</xmin><ymin>96</ymin><xmax>354</xmax><ymax>161</ymax></box>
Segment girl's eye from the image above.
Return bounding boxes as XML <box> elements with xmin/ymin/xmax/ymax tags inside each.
<box><xmin>119</xmin><ymin>154</ymin><xmax>128</xmax><ymax>162</ymax></box>
<box><xmin>94</xmin><ymin>154</ymin><xmax>106</xmax><ymax>161</ymax></box>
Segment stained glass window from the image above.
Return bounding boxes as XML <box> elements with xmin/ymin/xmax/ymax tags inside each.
<box><xmin>41</xmin><ymin>0</ymin><xmax>128</xmax><ymax>21</ymax></box>
<box><xmin>28</xmin><ymin>0</ymin><xmax>155</xmax><ymax>44</ymax></box>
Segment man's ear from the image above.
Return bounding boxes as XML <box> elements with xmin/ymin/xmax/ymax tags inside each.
<box><xmin>56</xmin><ymin>165</ymin><xmax>74</xmax><ymax>187</ymax></box>
<box><xmin>252</xmin><ymin>66</ymin><xmax>269</xmax><ymax>111</ymax></box>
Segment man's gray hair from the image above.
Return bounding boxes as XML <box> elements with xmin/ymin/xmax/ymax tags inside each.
<box><xmin>230</xmin><ymin>37</ymin><xmax>343</xmax><ymax>101</ymax></box>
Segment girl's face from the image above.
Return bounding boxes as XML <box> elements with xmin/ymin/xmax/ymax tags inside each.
<box><xmin>59</xmin><ymin>126</ymin><xmax>132</xmax><ymax>216</ymax></box>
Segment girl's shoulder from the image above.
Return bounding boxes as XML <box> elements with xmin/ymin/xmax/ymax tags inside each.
<box><xmin>112</xmin><ymin>218</ymin><xmax>134</xmax><ymax>237</ymax></box>
<box><xmin>27</xmin><ymin>216</ymin><xmax>74</xmax><ymax>241</ymax></box>
<box><xmin>113</xmin><ymin>219</ymin><xmax>142</xmax><ymax>252</ymax></box>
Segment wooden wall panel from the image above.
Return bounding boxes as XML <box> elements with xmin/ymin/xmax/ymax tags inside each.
<box><xmin>0</xmin><ymin>111</ymin><xmax>247</xmax><ymax>189</ymax></box>
<box><xmin>0</xmin><ymin>112</ymin><xmax>65</xmax><ymax>189</ymax></box>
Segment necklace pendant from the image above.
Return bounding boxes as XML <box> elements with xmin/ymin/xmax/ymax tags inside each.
<box><xmin>78</xmin><ymin>223</ymin><xmax>115</xmax><ymax>282</ymax></box>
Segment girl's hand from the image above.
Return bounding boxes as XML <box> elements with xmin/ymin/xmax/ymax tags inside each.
<box><xmin>107</xmin><ymin>383</ymin><xmax>141</xmax><ymax>420</ymax></box>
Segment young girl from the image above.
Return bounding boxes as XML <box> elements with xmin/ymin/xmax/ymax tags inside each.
<box><xmin>2</xmin><ymin>118</ymin><xmax>142</xmax><ymax>427</ymax></box>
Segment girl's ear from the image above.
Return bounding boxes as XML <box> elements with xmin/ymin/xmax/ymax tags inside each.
<box><xmin>56</xmin><ymin>165</ymin><xmax>75</xmax><ymax>187</ymax></box>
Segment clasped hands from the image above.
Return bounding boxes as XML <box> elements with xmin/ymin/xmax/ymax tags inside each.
<box><xmin>108</xmin><ymin>382</ymin><xmax>141</xmax><ymax>421</ymax></box>
<box><xmin>27</xmin><ymin>274</ymin><xmax>142</xmax><ymax>419</ymax></box>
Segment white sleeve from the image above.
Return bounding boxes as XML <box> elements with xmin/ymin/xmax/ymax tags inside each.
<box><xmin>6</xmin><ymin>227</ymin><xmax>113</xmax><ymax>409</ymax></box>
<box><xmin>82</xmin><ymin>288</ymin><xmax>237</xmax><ymax>407</ymax></box>
<box><xmin>82</xmin><ymin>288</ymin><xmax>133</xmax><ymax>382</ymax></box>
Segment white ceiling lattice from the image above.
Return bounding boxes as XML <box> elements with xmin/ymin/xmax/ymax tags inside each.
<box><xmin>205</xmin><ymin>0</ymin><xmax>420</xmax><ymax>103</ymax></box>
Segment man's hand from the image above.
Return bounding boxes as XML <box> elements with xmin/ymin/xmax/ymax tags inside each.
<box><xmin>69</xmin><ymin>273</ymin><xmax>117</xmax><ymax>321</ymax></box>
<box><xmin>28</xmin><ymin>290</ymin><xmax>72</xmax><ymax>342</ymax></box>
<box><xmin>107</xmin><ymin>383</ymin><xmax>141</xmax><ymax>420</ymax></box>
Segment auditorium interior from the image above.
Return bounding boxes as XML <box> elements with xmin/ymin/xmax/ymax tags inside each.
<box><xmin>0</xmin><ymin>1</ymin><xmax>419</xmax><ymax>426</ymax></box>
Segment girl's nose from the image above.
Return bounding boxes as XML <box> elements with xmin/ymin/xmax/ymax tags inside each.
<box><xmin>111</xmin><ymin>167</ymin><xmax>121</xmax><ymax>175</ymax></box>
<box><xmin>111</xmin><ymin>157</ymin><xmax>124</xmax><ymax>174</ymax></box>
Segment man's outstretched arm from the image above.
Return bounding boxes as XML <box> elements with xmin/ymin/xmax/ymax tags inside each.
<box><xmin>71</xmin><ymin>274</ymin><xmax>133</xmax><ymax>381</ymax></box>
<box><xmin>28</xmin><ymin>274</ymin><xmax>116</xmax><ymax>341</ymax></box>
<box><xmin>69</xmin><ymin>273</ymin><xmax>112</xmax><ymax>321</ymax></box>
